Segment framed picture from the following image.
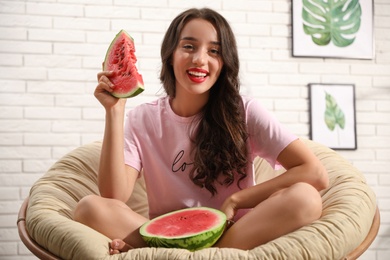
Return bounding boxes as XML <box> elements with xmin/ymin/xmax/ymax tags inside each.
<box><xmin>292</xmin><ymin>0</ymin><xmax>374</xmax><ymax>59</ymax></box>
<box><xmin>309</xmin><ymin>83</ymin><xmax>357</xmax><ymax>150</ymax></box>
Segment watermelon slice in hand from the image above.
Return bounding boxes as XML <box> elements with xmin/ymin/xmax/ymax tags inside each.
<box><xmin>103</xmin><ymin>30</ymin><xmax>144</xmax><ymax>98</ymax></box>
<box><xmin>139</xmin><ymin>207</ymin><xmax>227</xmax><ymax>251</ymax></box>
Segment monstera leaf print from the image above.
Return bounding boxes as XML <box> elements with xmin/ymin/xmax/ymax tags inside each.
<box><xmin>302</xmin><ymin>0</ymin><xmax>362</xmax><ymax>47</ymax></box>
<box><xmin>324</xmin><ymin>91</ymin><xmax>345</xmax><ymax>131</ymax></box>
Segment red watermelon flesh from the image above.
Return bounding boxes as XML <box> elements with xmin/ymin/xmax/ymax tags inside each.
<box><xmin>145</xmin><ymin>209</ymin><xmax>220</xmax><ymax>237</ymax></box>
<box><xmin>103</xmin><ymin>30</ymin><xmax>144</xmax><ymax>98</ymax></box>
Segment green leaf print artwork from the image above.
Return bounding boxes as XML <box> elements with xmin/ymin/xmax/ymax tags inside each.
<box><xmin>324</xmin><ymin>91</ymin><xmax>345</xmax><ymax>131</ymax></box>
<box><xmin>302</xmin><ymin>0</ymin><xmax>362</xmax><ymax>47</ymax></box>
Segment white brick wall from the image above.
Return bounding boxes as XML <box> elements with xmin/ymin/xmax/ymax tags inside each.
<box><xmin>0</xmin><ymin>0</ymin><xmax>389</xmax><ymax>259</ymax></box>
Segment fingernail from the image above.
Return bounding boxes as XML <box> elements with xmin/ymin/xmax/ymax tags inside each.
<box><xmin>114</xmin><ymin>241</ymin><xmax>119</xmax><ymax>248</ymax></box>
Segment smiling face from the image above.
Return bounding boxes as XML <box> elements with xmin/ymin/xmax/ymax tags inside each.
<box><xmin>172</xmin><ymin>18</ymin><xmax>224</xmax><ymax>101</ymax></box>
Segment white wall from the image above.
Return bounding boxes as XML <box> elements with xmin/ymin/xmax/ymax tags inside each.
<box><xmin>0</xmin><ymin>0</ymin><xmax>389</xmax><ymax>259</ymax></box>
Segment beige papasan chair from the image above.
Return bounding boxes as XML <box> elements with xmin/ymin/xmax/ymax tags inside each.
<box><xmin>18</xmin><ymin>139</ymin><xmax>379</xmax><ymax>260</ymax></box>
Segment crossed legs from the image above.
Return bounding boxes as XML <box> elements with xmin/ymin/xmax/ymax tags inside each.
<box><xmin>73</xmin><ymin>195</ymin><xmax>148</xmax><ymax>254</ymax></box>
<box><xmin>215</xmin><ymin>182</ymin><xmax>322</xmax><ymax>249</ymax></box>
<box><xmin>73</xmin><ymin>182</ymin><xmax>322</xmax><ymax>253</ymax></box>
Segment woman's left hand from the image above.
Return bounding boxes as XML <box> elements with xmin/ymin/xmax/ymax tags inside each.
<box><xmin>220</xmin><ymin>195</ymin><xmax>238</xmax><ymax>222</ymax></box>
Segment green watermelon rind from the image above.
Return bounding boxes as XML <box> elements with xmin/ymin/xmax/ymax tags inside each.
<box><xmin>110</xmin><ymin>82</ymin><xmax>144</xmax><ymax>98</ymax></box>
<box><xmin>142</xmin><ymin>227</ymin><xmax>225</xmax><ymax>251</ymax></box>
<box><xmin>139</xmin><ymin>207</ymin><xmax>227</xmax><ymax>251</ymax></box>
<box><xmin>103</xmin><ymin>29</ymin><xmax>144</xmax><ymax>99</ymax></box>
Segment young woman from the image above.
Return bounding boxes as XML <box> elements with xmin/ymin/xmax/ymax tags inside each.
<box><xmin>74</xmin><ymin>8</ymin><xmax>328</xmax><ymax>254</ymax></box>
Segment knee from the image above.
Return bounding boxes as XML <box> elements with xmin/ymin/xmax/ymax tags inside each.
<box><xmin>73</xmin><ymin>194</ymin><xmax>101</xmax><ymax>224</ymax></box>
<box><xmin>285</xmin><ymin>183</ymin><xmax>323</xmax><ymax>225</ymax></box>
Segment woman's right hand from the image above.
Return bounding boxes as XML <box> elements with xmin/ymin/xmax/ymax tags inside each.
<box><xmin>95</xmin><ymin>71</ymin><xmax>126</xmax><ymax>110</ymax></box>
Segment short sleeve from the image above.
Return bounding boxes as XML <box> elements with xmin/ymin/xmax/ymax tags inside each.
<box><xmin>244</xmin><ymin>97</ymin><xmax>297</xmax><ymax>168</ymax></box>
<box><xmin>123</xmin><ymin>110</ymin><xmax>143</xmax><ymax>172</ymax></box>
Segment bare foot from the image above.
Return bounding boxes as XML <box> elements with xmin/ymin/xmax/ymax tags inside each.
<box><xmin>109</xmin><ymin>239</ymin><xmax>133</xmax><ymax>255</ymax></box>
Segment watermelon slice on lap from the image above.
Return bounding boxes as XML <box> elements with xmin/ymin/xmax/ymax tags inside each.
<box><xmin>103</xmin><ymin>30</ymin><xmax>144</xmax><ymax>98</ymax></box>
<box><xmin>139</xmin><ymin>207</ymin><xmax>227</xmax><ymax>251</ymax></box>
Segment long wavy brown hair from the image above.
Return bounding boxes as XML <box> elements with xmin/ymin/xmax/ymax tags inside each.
<box><xmin>160</xmin><ymin>8</ymin><xmax>248</xmax><ymax>195</ymax></box>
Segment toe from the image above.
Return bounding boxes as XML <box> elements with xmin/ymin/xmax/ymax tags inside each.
<box><xmin>109</xmin><ymin>239</ymin><xmax>133</xmax><ymax>254</ymax></box>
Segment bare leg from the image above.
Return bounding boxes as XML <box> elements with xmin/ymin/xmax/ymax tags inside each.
<box><xmin>73</xmin><ymin>194</ymin><xmax>148</xmax><ymax>253</ymax></box>
<box><xmin>215</xmin><ymin>182</ymin><xmax>323</xmax><ymax>249</ymax></box>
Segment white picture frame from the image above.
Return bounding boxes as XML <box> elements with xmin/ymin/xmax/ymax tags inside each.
<box><xmin>309</xmin><ymin>83</ymin><xmax>357</xmax><ymax>150</ymax></box>
<box><xmin>292</xmin><ymin>0</ymin><xmax>374</xmax><ymax>59</ymax></box>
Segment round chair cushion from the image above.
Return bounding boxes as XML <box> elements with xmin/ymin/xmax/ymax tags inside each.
<box><xmin>25</xmin><ymin>139</ymin><xmax>377</xmax><ymax>259</ymax></box>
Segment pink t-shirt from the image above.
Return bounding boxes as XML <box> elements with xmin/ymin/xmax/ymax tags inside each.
<box><xmin>124</xmin><ymin>96</ymin><xmax>297</xmax><ymax>220</ymax></box>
